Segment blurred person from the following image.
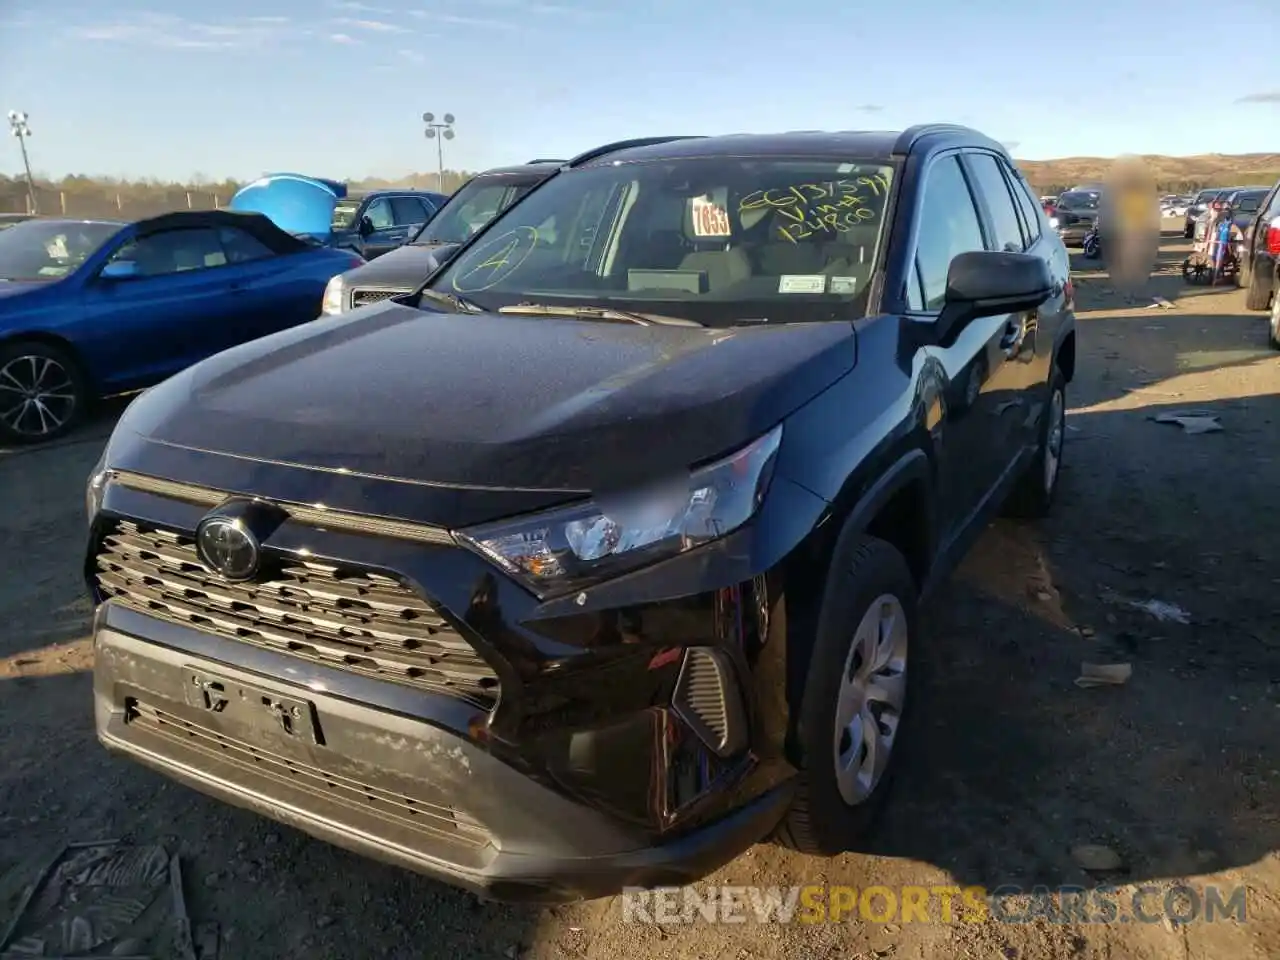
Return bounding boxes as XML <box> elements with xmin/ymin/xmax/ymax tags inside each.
<box><xmin>1102</xmin><ymin>157</ymin><xmax>1158</xmax><ymax>299</ymax></box>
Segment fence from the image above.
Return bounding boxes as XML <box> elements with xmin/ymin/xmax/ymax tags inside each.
<box><xmin>1</xmin><ymin>186</ymin><xmax>228</xmax><ymax>221</ymax></box>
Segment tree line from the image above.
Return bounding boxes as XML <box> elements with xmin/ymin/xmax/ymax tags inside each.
<box><xmin>0</xmin><ymin>171</ymin><xmax>479</xmax><ymax>220</ymax></box>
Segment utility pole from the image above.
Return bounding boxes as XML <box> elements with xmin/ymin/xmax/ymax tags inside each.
<box><xmin>7</xmin><ymin>110</ymin><xmax>37</xmax><ymax>215</ymax></box>
<box><xmin>422</xmin><ymin>112</ymin><xmax>456</xmax><ymax>193</ymax></box>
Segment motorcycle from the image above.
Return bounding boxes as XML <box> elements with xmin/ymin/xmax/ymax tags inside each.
<box><xmin>1082</xmin><ymin>224</ymin><xmax>1101</xmax><ymax>259</ymax></box>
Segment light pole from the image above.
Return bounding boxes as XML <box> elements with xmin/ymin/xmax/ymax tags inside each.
<box><xmin>7</xmin><ymin>110</ymin><xmax>37</xmax><ymax>215</ymax></box>
<box><xmin>422</xmin><ymin>112</ymin><xmax>456</xmax><ymax>193</ymax></box>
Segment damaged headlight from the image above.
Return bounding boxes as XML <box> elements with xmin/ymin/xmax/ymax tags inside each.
<box><xmin>86</xmin><ymin>457</ymin><xmax>108</xmax><ymax>527</ymax></box>
<box><xmin>456</xmin><ymin>425</ymin><xmax>783</xmax><ymax>596</ymax></box>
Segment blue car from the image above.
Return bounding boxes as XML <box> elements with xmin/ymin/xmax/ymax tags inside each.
<box><xmin>0</xmin><ymin>210</ymin><xmax>362</xmax><ymax>445</ymax></box>
<box><xmin>229</xmin><ymin>173</ymin><xmax>447</xmax><ymax>260</ymax></box>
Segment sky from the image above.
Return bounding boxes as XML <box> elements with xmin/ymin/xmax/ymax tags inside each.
<box><xmin>1</xmin><ymin>0</ymin><xmax>1278</xmax><ymax>182</ymax></box>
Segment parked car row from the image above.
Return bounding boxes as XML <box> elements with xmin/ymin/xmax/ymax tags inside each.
<box><xmin>0</xmin><ymin>165</ymin><xmax>558</xmax><ymax>444</ymax></box>
<box><xmin>83</xmin><ymin>123</ymin><xmax>1077</xmax><ymax>904</ymax></box>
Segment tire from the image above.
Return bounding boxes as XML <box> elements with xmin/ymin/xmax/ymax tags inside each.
<box><xmin>1183</xmin><ymin>223</ymin><xmax>1194</xmax><ymax>240</ymax></box>
<box><xmin>1004</xmin><ymin>367</ymin><xmax>1067</xmax><ymax>519</ymax></box>
<box><xmin>1245</xmin><ymin>264</ymin><xmax>1272</xmax><ymax>311</ymax></box>
<box><xmin>0</xmin><ymin>339</ymin><xmax>89</xmax><ymax>446</ymax></box>
<box><xmin>776</xmin><ymin>535</ymin><xmax>918</xmax><ymax>855</ymax></box>
<box><xmin>1269</xmin><ymin>292</ymin><xmax>1280</xmax><ymax>351</ymax></box>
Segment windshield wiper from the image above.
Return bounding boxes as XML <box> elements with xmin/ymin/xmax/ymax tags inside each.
<box><xmin>419</xmin><ymin>288</ymin><xmax>484</xmax><ymax>313</ymax></box>
<box><xmin>497</xmin><ymin>302</ymin><xmax>695</xmax><ymax>326</ymax></box>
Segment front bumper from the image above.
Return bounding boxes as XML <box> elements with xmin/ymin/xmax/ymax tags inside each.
<box><xmin>93</xmin><ymin>613</ymin><xmax>793</xmax><ymax>902</ymax></box>
<box><xmin>1056</xmin><ymin>224</ymin><xmax>1094</xmax><ymax>245</ymax></box>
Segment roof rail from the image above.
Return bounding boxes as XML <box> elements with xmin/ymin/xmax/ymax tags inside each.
<box><xmin>891</xmin><ymin>123</ymin><xmax>980</xmax><ymax>157</ymax></box>
<box><xmin>565</xmin><ymin>136</ymin><xmax>704</xmax><ymax>168</ymax></box>
<box><xmin>525</xmin><ymin>158</ymin><xmax>567</xmax><ymax>164</ymax></box>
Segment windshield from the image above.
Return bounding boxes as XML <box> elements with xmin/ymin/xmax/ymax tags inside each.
<box><xmin>0</xmin><ymin>220</ymin><xmax>122</xmax><ymax>282</ymax></box>
<box><xmin>414</xmin><ymin>177</ymin><xmax>540</xmax><ymax>246</ymax></box>
<box><xmin>1058</xmin><ymin>191</ymin><xmax>1100</xmax><ymax>210</ymax></box>
<box><xmin>430</xmin><ymin>157</ymin><xmax>895</xmax><ymax>326</ymax></box>
<box><xmin>331</xmin><ymin>199</ymin><xmax>362</xmax><ymax>231</ymax></box>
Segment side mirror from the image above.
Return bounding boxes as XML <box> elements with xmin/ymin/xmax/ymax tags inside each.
<box><xmin>934</xmin><ymin>251</ymin><xmax>1053</xmax><ymax>344</ymax></box>
<box><xmin>358</xmin><ymin>216</ymin><xmax>375</xmax><ymax>238</ymax></box>
<box><xmin>100</xmin><ymin>260</ymin><xmax>139</xmax><ymax>281</ymax></box>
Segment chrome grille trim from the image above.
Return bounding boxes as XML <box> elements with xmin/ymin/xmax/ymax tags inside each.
<box><xmin>349</xmin><ymin>288</ymin><xmax>407</xmax><ymax>309</ymax></box>
<box><xmin>95</xmin><ymin>521</ymin><xmax>500</xmax><ymax>706</ymax></box>
<box><xmin>110</xmin><ymin>471</ymin><xmax>455</xmax><ymax>546</ymax></box>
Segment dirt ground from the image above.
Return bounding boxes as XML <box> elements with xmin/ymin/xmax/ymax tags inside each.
<box><xmin>1</xmin><ymin>227</ymin><xmax>1278</xmax><ymax>959</ymax></box>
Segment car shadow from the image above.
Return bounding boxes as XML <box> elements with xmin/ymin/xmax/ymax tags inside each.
<box><xmin>861</xmin><ymin>387</ymin><xmax>1280</xmax><ymax>894</ymax></box>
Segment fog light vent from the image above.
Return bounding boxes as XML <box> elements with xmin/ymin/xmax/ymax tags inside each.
<box><xmin>672</xmin><ymin>647</ymin><xmax>746</xmax><ymax>757</ymax></box>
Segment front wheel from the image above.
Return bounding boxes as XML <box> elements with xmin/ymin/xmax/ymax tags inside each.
<box><xmin>0</xmin><ymin>340</ymin><xmax>88</xmax><ymax>446</ymax></box>
<box><xmin>1004</xmin><ymin>368</ymin><xmax>1066</xmax><ymax>518</ymax></box>
<box><xmin>776</xmin><ymin>535</ymin><xmax>918</xmax><ymax>855</ymax></box>
<box><xmin>1269</xmin><ymin>291</ymin><xmax>1280</xmax><ymax>351</ymax></box>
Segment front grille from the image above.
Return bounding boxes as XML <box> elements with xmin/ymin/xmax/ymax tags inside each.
<box><xmin>126</xmin><ymin>701</ymin><xmax>490</xmax><ymax>847</ymax></box>
<box><xmin>350</xmin><ymin>288</ymin><xmax>406</xmax><ymax>309</ymax></box>
<box><xmin>95</xmin><ymin>522</ymin><xmax>500</xmax><ymax>707</ymax></box>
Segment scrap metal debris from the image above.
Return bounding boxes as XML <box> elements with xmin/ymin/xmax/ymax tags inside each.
<box><xmin>0</xmin><ymin>841</ymin><xmax>217</xmax><ymax>960</ymax></box>
<box><xmin>1075</xmin><ymin>662</ymin><xmax>1133</xmax><ymax>688</ymax></box>
<box><xmin>1125</xmin><ymin>598</ymin><xmax>1191</xmax><ymax>623</ymax></box>
<box><xmin>1146</xmin><ymin>297</ymin><xmax>1175</xmax><ymax>310</ymax></box>
<box><xmin>1150</xmin><ymin>409</ymin><xmax>1223</xmax><ymax>434</ymax></box>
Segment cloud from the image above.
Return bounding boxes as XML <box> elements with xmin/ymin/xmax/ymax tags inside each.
<box><xmin>331</xmin><ymin>17</ymin><xmax>408</xmax><ymax>32</ymax></box>
<box><xmin>475</xmin><ymin>0</ymin><xmax>594</xmax><ymax>15</ymax></box>
<box><xmin>1235</xmin><ymin>91</ymin><xmax>1280</xmax><ymax>104</ymax></box>
<box><xmin>329</xmin><ymin>32</ymin><xmax>361</xmax><ymax>43</ymax></box>
<box><xmin>409</xmin><ymin>10</ymin><xmax>520</xmax><ymax>29</ymax></box>
<box><xmin>71</xmin><ymin>13</ymin><xmax>293</xmax><ymax>50</ymax></box>
<box><xmin>399</xmin><ymin>49</ymin><xmax>426</xmax><ymax>63</ymax></box>
<box><xmin>328</xmin><ymin>0</ymin><xmax>390</xmax><ymax>12</ymax></box>
<box><xmin>854</xmin><ymin>104</ymin><xmax>884</xmax><ymax>113</ymax></box>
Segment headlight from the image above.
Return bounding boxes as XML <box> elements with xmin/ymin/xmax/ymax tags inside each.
<box><xmin>1048</xmin><ymin>216</ymin><xmax>1059</xmax><ymax>229</ymax></box>
<box><xmin>86</xmin><ymin>460</ymin><xmax>108</xmax><ymax>527</ymax></box>
<box><xmin>321</xmin><ymin>274</ymin><xmax>346</xmax><ymax>316</ymax></box>
<box><xmin>456</xmin><ymin>425</ymin><xmax>783</xmax><ymax>596</ymax></box>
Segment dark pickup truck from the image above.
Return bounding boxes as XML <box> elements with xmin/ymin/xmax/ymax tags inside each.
<box><xmin>86</xmin><ymin>125</ymin><xmax>1075</xmax><ymax>903</ymax></box>
<box><xmin>322</xmin><ymin>162</ymin><xmax>562</xmax><ymax>315</ymax></box>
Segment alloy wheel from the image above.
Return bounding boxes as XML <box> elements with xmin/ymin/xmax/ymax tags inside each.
<box><xmin>1044</xmin><ymin>386</ymin><xmax>1065</xmax><ymax>494</ymax></box>
<box><xmin>833</xmin><ymin>594</ymin><xmax>908</xmax><ymax>805</ymax></box>
<box><xmin>0</xmin><ymin>354</ymin><xmax>77</xmax><ymax>438</ymax></box>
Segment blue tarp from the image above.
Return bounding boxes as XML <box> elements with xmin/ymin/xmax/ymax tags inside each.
<box><xmin>229</xmin><ymin>173</ymin><xmax>348</xmax><ymax>240</ymax></box>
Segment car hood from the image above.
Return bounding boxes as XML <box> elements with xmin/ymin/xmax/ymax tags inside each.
<box><xmin>116</xmin><ymin>306</ymin><xmax>856</xmax><ymax>496</ymax></box>
<box><xmin>342</xmin><ymin>242</ymin><xmax>460</xmax><ymax>290</ymax></box>
<box><xmin>228</xmin><ymin>173</ymin><xmax>347</xmax><ymax>242</ymax></box>
<box><xmin>0</xmin><ymin>280</ymin><xmax>50</xmax><ymax>301</ymax></box>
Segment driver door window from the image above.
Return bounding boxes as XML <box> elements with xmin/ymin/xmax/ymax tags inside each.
<box><xmin>108</xmin><ymin>228</ymin><xmax>226</xmax><ymax>277</ymax></box>
<box><xmin>363</xmin><ymin>198</ymin><xmax>394</xmax><ymax>231</ymax></box>
<box><xmin>913</xmin><ymin>157</ymin><xmax>986</xmax><ymax>310</ymax></box>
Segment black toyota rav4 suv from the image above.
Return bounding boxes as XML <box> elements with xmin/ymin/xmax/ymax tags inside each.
<box><xmin>86</xmin><ymin>126</ymin><xmax>1076</xmax><ymax>903</ymax></box>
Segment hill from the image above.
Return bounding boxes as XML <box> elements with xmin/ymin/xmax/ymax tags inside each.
<box><xmin>1015</xmin><ymin>152</ymin><xmax>1280</xmax><ymax>195</ymax></box>
<box><xmin>3</xmin><ymin>153</ymin><xmax>1278</xmax><ymax>219</ymax></box>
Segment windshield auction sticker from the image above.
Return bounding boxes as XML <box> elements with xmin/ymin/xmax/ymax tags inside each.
<box><xmin>691</xmin><ymin>196</ymin><xmax>732</xmax><ymax>237</ymax></box>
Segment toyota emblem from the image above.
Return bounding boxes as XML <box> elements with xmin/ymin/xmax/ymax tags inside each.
<box><xmin>196</xmin><ymin>516</ymin><xmax>261</xmax><ymax>581</ymax></box>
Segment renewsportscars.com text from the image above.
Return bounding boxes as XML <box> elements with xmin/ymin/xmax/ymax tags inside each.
<box><xmin>620</xmin><ymin>884</ymin><xmax>1248</xmax><ymax>926</ymax></box>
